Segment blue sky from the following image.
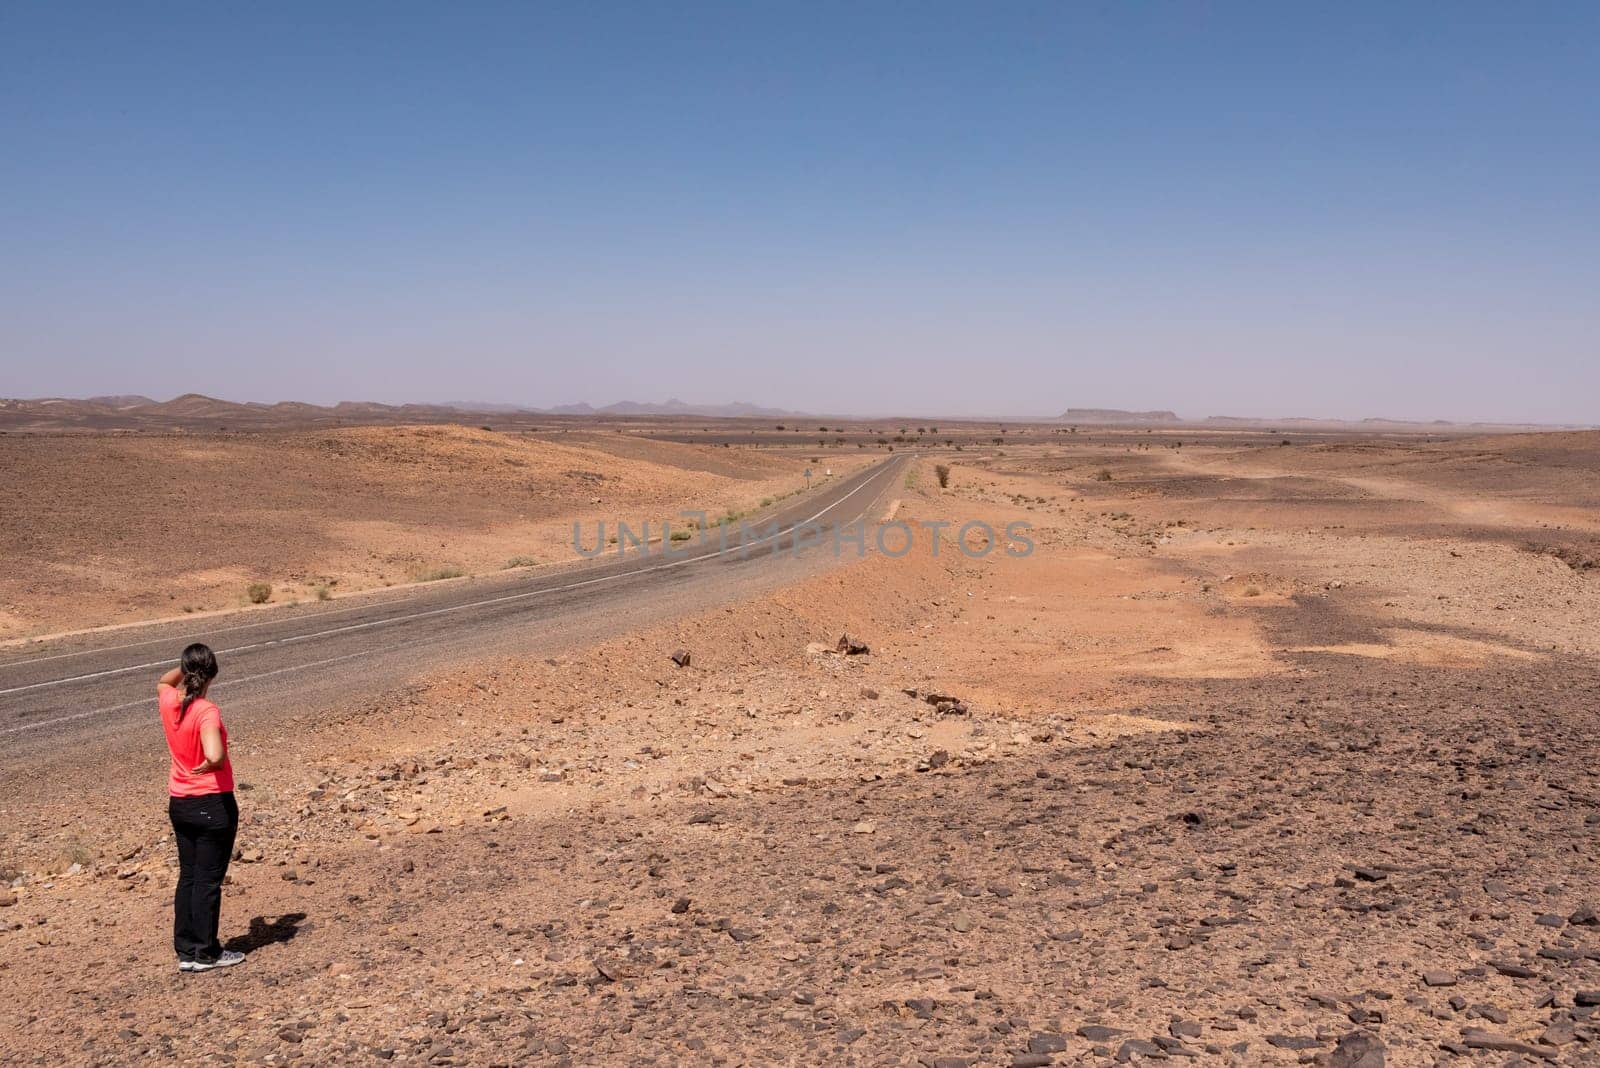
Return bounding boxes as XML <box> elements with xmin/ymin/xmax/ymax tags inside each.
<box><xmin>2</xmin><ymin>2</ymin><xmax>1596</xmax><ymax>421</ymax></box>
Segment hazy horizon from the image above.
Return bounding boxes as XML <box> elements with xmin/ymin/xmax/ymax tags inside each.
<box><xmin>4</xmin><ymin>4</ymin><xmax>1597</xmax><ymax>424</ymax></box>
<box><xmin>12</xmin><ymin>389</ymin><xmax>1596</xmax><ymax>428</ymax></box>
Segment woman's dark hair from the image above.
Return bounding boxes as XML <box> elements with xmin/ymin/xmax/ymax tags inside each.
<box><xmin>178</xmin><ymin>642</ymin><xmax>219</xmax><ymax>720</ymax></box>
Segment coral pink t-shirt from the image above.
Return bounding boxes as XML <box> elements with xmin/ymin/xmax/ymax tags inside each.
<box><xmin>158</xmin><ymin>684</ymin><xmax>235</xmax><ymax>797</ymax></box>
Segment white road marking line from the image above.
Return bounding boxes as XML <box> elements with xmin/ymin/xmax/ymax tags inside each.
<box><xmin>0</xmin><ymin>643</ymin><xmax>427</xmax><ymax>735</ymax></box>
<box><xmin>0</xmin><ymin>457</ymin><xmax>900</xmax><ymax>699</ymax></box>
<box><xmin>0</xmin><ymin>599</ymin><xmax>397</xmax><ymax>669</ymax></box>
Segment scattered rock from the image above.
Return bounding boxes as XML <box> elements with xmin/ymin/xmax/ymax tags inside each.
<box><xmin>835</xmin><ymin>635</ymin><xmax>870</xmax><ymax>655</ymax></box>
<box><xmin>921</xmin><ymin>692</ymin><xmax>969</xmax><ymax>715</ymax></box>
<box><xmin>669</xmin><ymin>649</ymin><xmax>691</xmax><ymax>668</ymax></box>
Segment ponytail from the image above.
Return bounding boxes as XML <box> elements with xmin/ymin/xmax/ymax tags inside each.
<box><xmin>178</xmin><ymin>669</ymin><xmax>206</xmax><ymax>719</ymax></box>
<box><xmin>175</xmin><ymin>643</ymin><xmax>219</xmax><ymax>722</ymax></box>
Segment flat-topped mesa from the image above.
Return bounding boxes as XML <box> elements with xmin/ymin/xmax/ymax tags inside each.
<box><xmin>1058</xmin><ymin>408</ymin><xmax>1181</xmax><ymax>424</ymax></box>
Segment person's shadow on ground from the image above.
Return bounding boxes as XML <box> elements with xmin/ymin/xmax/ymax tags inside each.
<box><xmin>225</xmin><ymin>913</ymin><xmax>307</xmax><ymax>953</ymax></box>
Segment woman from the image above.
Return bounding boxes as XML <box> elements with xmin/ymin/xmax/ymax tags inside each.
<box><xmin>157</xmin><ymin>643</ymin><xmax>245</xmax><ymax>972</ymax></box>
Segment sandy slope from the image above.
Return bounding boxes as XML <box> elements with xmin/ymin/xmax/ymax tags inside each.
<box><xmin>0</xmin><ymin>426</ymin><xmax>870</xmax><ymax>639</ymax></box>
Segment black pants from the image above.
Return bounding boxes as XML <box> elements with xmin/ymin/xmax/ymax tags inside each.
<box><xmin>169</xmin><ymin>792</ymin><xmax>238</xmax><ymax>962</ymax></box>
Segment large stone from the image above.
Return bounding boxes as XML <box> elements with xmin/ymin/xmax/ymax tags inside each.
<box><xmin>1461</xmin><ymin>1029</ymin><xmax>1556</xmax><ymax>1060</ymax></box>
<box><xmin>1489</xmin><ymin>960</ymin><xmax>1538</xmax><ymax>979</ymax></box>
<box><xmin>1025</xmin><ymin>1033</ymin><xmax>1067</xmax><ymax>1054</ymax></box>
<box><xmin>1328</xmin><ymin>1031</ymin><xmax>1385</xmax><ymax>1068</ymax></box>
<box><xmin>1114</xmin><ymin>1038</ymin><xmax>1164</xmax><ymax>1061</ymax></box>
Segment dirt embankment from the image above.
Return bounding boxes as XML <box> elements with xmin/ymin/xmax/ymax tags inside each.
<box><xmin>0</xmin><ymin>426</ymin><xmax>869</xmax><ymax>639</ymax></box>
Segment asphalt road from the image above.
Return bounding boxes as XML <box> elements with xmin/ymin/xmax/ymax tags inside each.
<box><xmin>0</xmin><ymin>454</ymin><xmax>907</xmax><ymax>765</ymax></box>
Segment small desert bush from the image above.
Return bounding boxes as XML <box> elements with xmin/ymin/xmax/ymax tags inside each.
<box><xmin>246</xmin><ymin>582</ymin><xmax>272</xmax><ymax>604</ymax></box>
<box><xmin>503</xmin><ymin>556</ymin><xmax>538</xmax><ymax>569</ymax></box>
<box><xmin>1094</xmin><ymin>469</ymin><xmax>1113</xmax><ymax>482</ymax></box>
<box><xmin>935</xmin><ymin>464</ymin><xmax>951</xmax><ymax>488</ymax></box>
<box><xmin>1241</xmin><ymin>585</ymin><xmax>1262</xmax><ymax>598</ymax></box>
<box><xmin>314</xmin><ymin>584</ymin><xmax>332</xmax><ymax>601</ymax></box>
<box><xmin>415</xmin><ymin>566</ymin><xmax>466</xmax><ymax>582</ymax></box>
<box><xmin>669</xmin><ymin>529</ymin><xmax>693</xmax><ymax>542</ymax></box>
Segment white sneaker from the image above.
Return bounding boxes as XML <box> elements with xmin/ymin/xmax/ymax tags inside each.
<box><xmin>186</xmin><ymin>950</ymin><xmax>245</xmax><ymax>972</ymax></box>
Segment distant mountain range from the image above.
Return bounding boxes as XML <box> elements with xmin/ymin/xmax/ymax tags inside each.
<box><xmin>0</xmin><ymin>393</ymin><xmax>815</xmax><ymax>431</ymax></box>
<box><xmin>448</xmin><ymin>397</ymin><xmax>809</xmax><ymax>419</ymax></box>
<box><xmin>1</xmin><ymin>394</ymin><xmax>1587</xmax><ymax>432</ymax></box>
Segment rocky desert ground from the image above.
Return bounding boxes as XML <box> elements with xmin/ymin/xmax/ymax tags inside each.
<box><xmin>2</xmin><ymin>421</ymin><xmax>1598</xmax><ymax>1067</ymax></box>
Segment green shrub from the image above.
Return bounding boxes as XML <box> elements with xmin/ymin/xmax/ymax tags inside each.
<box><xmin>246</xmin><ymin>582</ymin><xmax>272</xmax><ymax>604</ymax></box>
